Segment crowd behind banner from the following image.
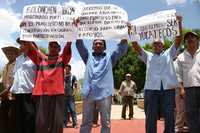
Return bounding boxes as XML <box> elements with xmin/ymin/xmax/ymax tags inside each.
<box><xmin>0</xmin><ymin>3</ymin><xmax>200</xmax><ymax>133</ymax></box>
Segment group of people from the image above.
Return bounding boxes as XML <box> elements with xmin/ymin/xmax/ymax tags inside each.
<box><xmin>0</xmin><ymin>14</ymin><xmax>199</xmax><ymax>133</ymax></box>
<box><xmin>132</xmin><ymin>17</ymin><xmax>200</xmax><ymax>133</ymax></box>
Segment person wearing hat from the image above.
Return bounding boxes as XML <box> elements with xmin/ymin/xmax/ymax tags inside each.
<box><xmin>131</xmin><ymin>15</ymin><xmax>182</xmax><ymax>133</ymax></box>
<box><xmin>0</xmin><ymin>45</ymin><xmax>20</xmax><ymax>133</ymax></box>
<box><xmin>173</xmin><ymin>49</ymin><xmax>189</xmax><ymax>133</ymax></box>
<box><xmin>119</xmin><ymin>73</ymin><xmax>137</xmax><ymax>120</ymax></box>
<box><xmin>175</xmin><ymin>31</ymin><xmax>200</xmax><ymax>133</ymax></box>
<box><xmin>76</xmin><ymin>38</ymin><xmax>128</xmax><ymax>133</ymax></box>
<box><xmin>9</xmin><ymin>39</ymin><xmax>36</xmax><ymax>133</ymax></box>
<box><xmin>16</xmin><ymin>36</ymin><xmax>72</xmax><ymax>133</ymax></box>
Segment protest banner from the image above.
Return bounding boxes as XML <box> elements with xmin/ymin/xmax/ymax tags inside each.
<box><xmin>20</xmin><ymin>4</ymin><xmax>78</xmax><ymax>41</ymax></box>
<box><xmin>77</xmin><ymin>4</ymin><xmax>128</xmax><ymax>40</ymax></box>
<box><xmin>129</xmin><ymin>9</ymin><xmax>179</xmax><ymax>42</ymax></box>
<box><xmin>20</xmin><ymin>4</ymin><xmax>128</xmax><ymax>41</ymax></box>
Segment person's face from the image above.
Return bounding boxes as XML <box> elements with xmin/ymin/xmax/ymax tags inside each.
<box><xmin>48</xmin><ymin>42</ymin><xmax>60</xmax><ymax>56</ymax></box>
<box><xmin>92</xmin><ymin>40</ymin><xmax>105</xmax><ymax>54</ymax></box>
<box><xmin>152</xmin><ymin>41</ymin><xmax>164</xmax><ymax>54</ymax></box>
<box><xmin>126</xmin><ymin>76</ymin><xmax>131</xmax><ymax>81</ymax></box>
<box><xmin>5</xmin><ymin>50</ymin><xmax>18</xmax><ymax>63</ymax></box>
<box><xmin>65</xmin><ymin>66</ymin><xmax>71</xmax><ymax>75</ymax></box>
<box><xmin>185</xmin><ymin>34</ymin><xmax>199</xmax><ymax>49</ymax></box>
<box><xmin>19</xmin><ymin>41</ymin><xmax>30</xmax><ymax>54</ymax></box>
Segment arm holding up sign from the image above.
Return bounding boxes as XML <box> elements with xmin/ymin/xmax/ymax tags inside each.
<box><xmin>111</xmin><ymin>39</ymin><xmax>128</xmax><ymax>66</ymax></box>
<box><xmin>76</xmin><ymin>39</ymin><xmax>89</xmax><ymax>64</ymax></box>
<box><xmin>168</xmin><ymin>15</ymin><xmax>182</xmax><ymax>59</ymax></box>
<box><xmin>128</xmin><ymin>22</ymin><xmax>148</xmax><ymax>63</ymax></box>
<box><xmin>174</xmin><ymin>15</ymin><xmax>182</xmax><ymax>49</ymax></box>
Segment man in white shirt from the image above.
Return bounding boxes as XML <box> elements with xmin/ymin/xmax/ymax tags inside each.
<box><xmin>119</xmin><ymin>73</ymin><xmax>137</xmax><ymax>120</ymax></box>
<box><xmin>10</xmin><ymin>38</ymin><xmax>36</xmax><ymax>133</ymax></box>
<box><xmin>176</xmin><ymin>31</ymin><xmax>200</xmax><ymax>133</ymax></box>
<box><xmin>131</xmin><ymin>16</ymin><xmax>182</xmax><ymax>133</ymax></box>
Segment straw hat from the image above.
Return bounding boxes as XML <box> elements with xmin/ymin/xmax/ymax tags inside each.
<box><xmin>184</xmin><ymin>31</ymin><xmax>199</xmax><ymax>42</ymax></box>
<box><xmin>126</xmin><ymin>73</ymin><xmax>131</xmax><ymax>77</ymax></box>
<box><xmin>1</xmin><ymin>46</ymin><xmax>20</xmax><ymax>60</ymax></box>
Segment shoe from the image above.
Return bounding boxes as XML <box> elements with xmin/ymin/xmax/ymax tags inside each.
<box><xmin>129</xmin><ymin>117</ymin><xmax>133</xmax><ymax>120</ymax></box>
<box><xmin>92</xmin><ymin>124</ymin><xmax>100</xmax><ymax>128</ymax></box>
<box><xmin>121</xmin><ymin>117</ymin><xmax>126</xmax><ymax>120</ymax></box>
<box><xmin>182</xmin><ymin>126</ymin><xmax>189</xmax><ymax>132</ymax></box>
<box><xmin>175</xmin><ymin>127</ymin><xmax>188</xmax><ymax>133</ymax></box>
<box><xmin>63</xmin><ymin>123</ymin><xmax>67</xmax><ymax>128</ymax></box>
<box><xmin>73</xmin><ymin>124</ymin><xmax>78</xmax><ymax>129</ymax></box>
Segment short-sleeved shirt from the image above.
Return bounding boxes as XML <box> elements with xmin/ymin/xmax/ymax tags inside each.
<box><xmin>119</xmin><ymin>80</ymin><xmax>137</xmax><ymax>96</ymax></box>
<box><xmin>139</xmin><ymin>44</ymin><xmax>179</xmax><ymax>90</ymax></box>
<box><xmin>64</xmin><ymin>74</ymin><xmax>77</xmax><ymax>96</ymax></box>
<box><xmin>28</xmin><ymin>43</ymin><xmax>71</xmax><ymax>96</ymax></box>
<box><xmin>10</xmin><ymin>55</ymin><xmax>36</xmax><ymax>94</ymax></box>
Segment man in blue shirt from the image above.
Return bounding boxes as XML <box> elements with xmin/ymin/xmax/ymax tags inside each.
<box><xmin>76</xmin><ymin>39</ymin><xmax>128</xmax><ymax>133</ymax></box>
<box><xmin>131</xmin><ymin>16</ymin><xmax>182</xmax><ymax>133</ymax></box>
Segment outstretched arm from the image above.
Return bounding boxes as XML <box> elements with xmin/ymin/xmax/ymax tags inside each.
<box><xmin>26</xmin><ymin>41</ymin><xmax>44</xmax><ymax>65</ymax></box>
<box><xmin>75</xmin><ymin>39</ymin><xmax>89</xmax><ymax>64</ymax></box>
<box><xmin>111</xmin><ymin>39</ymin><xmax>128</xmax><ymax>66</ymax></box>
<box><xmin>132</xmin><ymin>41</ymin><xmax>147</xmax><ymax>63</ymax></box>
<box><xmin>62</xmin><ymin>42</ymin><xmax>72</xmax><ymax>65</ymax></box>
<box><xmin>132</xmin><ymin>41</ymin><xmax>143</xmax><ymax>55</ymax></box>
<box><xmin>174</xmin><ymin>15</ymin><xmax>182</xmax><ymax>49</ymax></box>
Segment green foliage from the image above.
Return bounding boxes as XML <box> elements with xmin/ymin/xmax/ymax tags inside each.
<box><xmin>74</xmin><ymin>79</ymin><xmax>83</xmax><ymax>101</ymax></box>
<box><xmin>113</xmin><ymin>38</ymin><xmax>174</xmax><ymax>93</ymax></box>
<box><xmin>74</xmin><ymin>88</ymin><xmax>82</xmax><ymax>101</ymax></box>
<box><xmin>39</xmin><ymin>47</ymin><xmax>47</xmax><ymax>54</ymax></box>
<box><xmin>113</xmin><ymin>45</ymin><xmax>146</xmax><ymax>93</ymax></box>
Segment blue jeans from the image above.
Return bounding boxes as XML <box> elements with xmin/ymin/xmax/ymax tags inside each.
<box><xmin>63</xmin><ymin>96</ymin><xmax>77</xmax><ymax>126</ymax></box>
<box><xmin>144</xmin><ymin>89</ymin><xmax>175</xmax><ymax>133</ymax></box>
<box><xmin>80</xmin><ymin>95</ymin><xmax>112</xmax><ymax>133</ymax></box>
<box><xmin>185</xmin><ymin>87</ymin><xmax>200</xmax><ymax>133</ymax></box>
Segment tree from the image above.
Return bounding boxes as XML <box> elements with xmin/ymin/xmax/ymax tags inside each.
<box><xmin>113</xmin><ymin>44</ymin><xmax>146</xmax><ymax>93</ymax></box>
<box><xmin>113</xmin><ymin>38</ymin><xmax>176</xmax><ymax>93</ymax></box>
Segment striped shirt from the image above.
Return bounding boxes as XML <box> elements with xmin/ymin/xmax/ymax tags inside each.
<box><xmin>28</xmin><ymin>43</ymin><xmax>71</xmax><ymax>96</ymax></box>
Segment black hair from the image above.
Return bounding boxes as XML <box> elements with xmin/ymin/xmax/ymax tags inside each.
<box><xmin>65</xmin><ymin>64</ymin><xmax>71</xmax><ymax>70</ymax></box>
<box><xmin>93</xmin><ymin>39</ymin><xmax>106</xmax><ymax>49</ymax></box>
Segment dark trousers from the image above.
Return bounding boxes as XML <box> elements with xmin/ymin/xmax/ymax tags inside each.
<box><xmin>144</xmin><ymin>89</ymin><xmax>175</xmax><ymax>133</ymax></box>
<box><xmin>35</xmin><ymin>95</ymin><xmax>64</xmax><ymax>133</ymax></box>
<box><xmin>15</xmin><ymin>94</ymin><xmax>35</xmax><ymax>133</ymax></box>
<box><xmin>121</xmin><ymin>96</ymin><xmax>133</xmax><ymax>119</ymax></box>
<box><xmin>185</xmin><ymin>87</ymin><xmax>200</xmax><ymax>133</ymax></box>
<box><xmin>93</xmin><ymin>102</ymin><xmax>99</xmax><ymax>124</ymax></box>
<box><xmin>63</xmin><ymin>96</ymin><xmax>77</xmax><ymax>126</ymax></box>
<box><xmin>0</xmin><ymin>100</ymin><xmax>16</xmax><ymax>133</ymax></box>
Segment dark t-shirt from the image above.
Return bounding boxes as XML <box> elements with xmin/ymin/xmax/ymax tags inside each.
<box><xmin>64</xmin><ymin>74</ymin><xmax>77</xmax><ymax>96</ymax></box>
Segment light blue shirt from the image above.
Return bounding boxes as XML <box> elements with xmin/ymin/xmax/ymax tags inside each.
<box><xmin>76</xmin><ymin>40</ymin><xmax>128</xmax><ymax>100</ymax></box>
<box><xmin>139</xmin><ymin>44</ymin><xmax>179</xmax><ymax>90</ymax></box>
<box><xmin>10</xmin><ymin>54</ymin><xmax>36</xmax><ymax>94</ymax></box>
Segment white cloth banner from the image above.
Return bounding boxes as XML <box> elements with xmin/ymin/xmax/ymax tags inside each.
<box><xmin>20</xmin><ymin>4</ymin><xmax>128</xmax><ymax>41</ymax></box>
<box><xmin>77</xmin><ymin>4</ymin><xmax>128</xmax><ymax>39</ymax></box>
<box><xmin>129</xmin><ymin>9</ymin><xmax>179</xmax><ymax>42</ymax></box>
<box><xmin>20</xmin><ymin>4</ymin><xmax>78</xmax><ymax>41</ymax></box>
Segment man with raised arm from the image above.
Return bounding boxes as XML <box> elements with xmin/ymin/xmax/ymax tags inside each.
<box><xmin>131</xmin><ymin>16</ymin><xmax>182</xmax><ymax>133</ymax></box>
<box><xmin>17</xmin><ymin>37</ymin><xmax>72</xmax><ymax>133</ymax></box>
<box><xmin>76</xmin><ymin>38</ymin><xmax>128</xmax><ymax>133</ymax></box>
